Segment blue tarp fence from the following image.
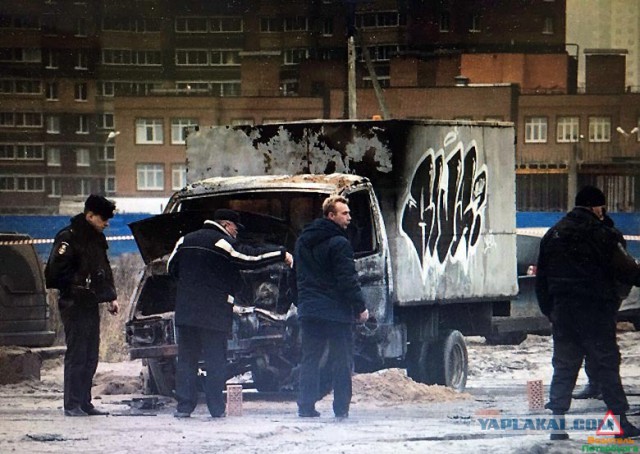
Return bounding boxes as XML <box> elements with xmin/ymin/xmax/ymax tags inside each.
<box><xmin>2</xmin><ymin>211</ymin><xmax>640</xmax><ymax>260</ymax></box>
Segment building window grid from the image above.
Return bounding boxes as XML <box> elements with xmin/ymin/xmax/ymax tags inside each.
<box><xmin>47</xmin><ymin>147</ymin><xmax>61</xmax><ymax>166</ymax></box>
<box><xmin>136</xmin><ymin>118</ymin><xmax>163</xmax><ymax>144</ymax></box>
<box><xmin>46</xmin><ymin>82</ymin><xmax>58</xmax><ymax>100</ymax></box>
<box><xmin>358</xmin><ymin>45</ymin><xmax>400</xmax><ymax>62</ymax></box>
<box><xmin>439</xmin><ymin>11</ymin><xmax>451</xmax><ymax>32</ymax></box>
<box><xmin>76</xmin><ymin>115</ymin><xmax>89</xmax><ymax>134</ymax></box>
<box><xmin>45</xmin><ymin>50</ymin><xmax>59</xmax><ymax>69</ymax></box>
<box><xmin>0</xmin><ymin>79</ymin><xmax>41</xmax><ymax>95</ymax></box>
<box><xmin>74</xmin><ymin>82</ymin><xmax>88</xmax><ymax>101</ymax></box>
<box><xmin>525</xmin><ymin>117</ymin><xmax>548</xmax><ymax>143</ymax></box>
<box><xmin>75</xmin><ymin>50</ymin><xmax>88</xmax><ymax>69</ymax></box>
<box><xmin>543</xmin><ymin>17</ymin><xmax>554</xmax><ymax>34</ymax></box>
<box><xmin>0</xmin><ymin>176</ymin><xmax>45</xmax><ymax>192</ymax></box>
<box><xmin>283</xmin><ymin>16</ymin><xmax>308</xmax><ymax>31</ymax></box>
<box><xmin>172</xmin><ymin>164</ymin><xmax>186</xmax><ymax>190</ymax></box>
<box><xmin>355</xmin><ymin>11</ymin><xmax>400</xmax><ymax>29</ymax></box>
<box><xmin>104</xmin><ymin>177</ymin><xmax>116</xmax><ymax>194</ymax></box>
<box><xmin>76</xmin><ymin>148</ymin><xmax>90</xmax><ymax>167</ymax></box>
<box><xmin>99</xmin><ymin>145</ymin><xmax>115</xmax><ymax>161</ymax></box>
<box><xmin>171</xmin><ymin>119</ymin><xmax>198</xmax><ymax>144</ymax></box>
<box><xmin>78</xmin><ymin>178</ymin><xmax>91</xmax><ymax>197</ymax></box>
<box><xmin>49</xmin><ymin>178</ymin><xmax>61</xmax><ymax>197</ymax></box>
<box><xmin>260</xmin><ymin>18</ymin><xmax>281</xmax><ymax>32</ymax></box>
<box><xmin>469</xmin><ymin>14</ymin><xmax>481</xmax><ymax>32</ymax></box>
<box><xmin>284</xmin><ymin>48</ymin><xmax>308</xmax><ymax>65</ymax></box>
<box><xmin>46</xmin><ymin>115</ymin><xmax>60</xmax><ymax>133</ymax></box>
<box><xmin>589</xmin><ymin>117</ymin><xmax>611</xmax><ymax>143</ymax></box>
<box><xmin>100</xmin><ymin>113</ymin><xmax>114</xmax><ymax>129</ymax></box>
<box><xmin>556</xmin><ymin>117</ymin><xmax>580</xmax><ymax>143</ymax></box>
<box><xmin>175</xmin><ymin>17</ymin><xmax>243</xmax><ymax>33</ymax></box>
<box><xmin>0</xmin><ymin>48</ymin><xmax>41</xmax><ymax>62</ymax></box>
<box><xmin>103</xmin><ymin>49</ymin><xmax>162</xmax><ymax>66</ymax></box>
<box><xmin>137</xmin><ymin>164</ymin><xmax>164</xmax><ymax>190</ymax></box>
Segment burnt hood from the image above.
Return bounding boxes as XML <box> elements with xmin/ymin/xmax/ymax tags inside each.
<box><xmin>128</xmin><ymin>211</ymin><xmax>215</xmax><ymax>264</ymax></box>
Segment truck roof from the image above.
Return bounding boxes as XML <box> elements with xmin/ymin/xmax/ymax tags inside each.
<box><xmin>177</xmin><ymin>173</ymin><xmax>368</xmax><ymax>197</ymax></box>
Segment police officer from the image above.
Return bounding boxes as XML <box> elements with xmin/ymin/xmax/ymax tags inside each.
<box><xmin>45</xmin><ymin>194</ymin><xmax>119</xmax><ymax>417</ymax></box>
<box><xmin>536</xmin><ymin>185</ymin><xmax>640</xmax><ymax>440</ymax></box>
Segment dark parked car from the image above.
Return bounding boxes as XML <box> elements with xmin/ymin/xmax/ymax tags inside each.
<box><xmin>0</xmin><ymin>233</ymin><xmax>55</xmax><ymax>347</ymax></box>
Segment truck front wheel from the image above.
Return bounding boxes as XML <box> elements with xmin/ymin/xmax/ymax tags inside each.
<box><xmin>406</xmin><ymin>330</ymin><xmax>468</xmax><ymax>392</ymax></box>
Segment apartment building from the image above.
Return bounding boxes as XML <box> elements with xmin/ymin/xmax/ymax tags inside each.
<box><xmin>9</xmin><ymin>0</ymin><xmax>638</xmax><ymax>213</ymax></box>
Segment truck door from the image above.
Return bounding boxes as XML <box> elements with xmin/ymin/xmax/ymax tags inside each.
<box><xmin>344</xmin><ymin>188</ymin><xmax>391</xmax><ymax>329</ymax></box>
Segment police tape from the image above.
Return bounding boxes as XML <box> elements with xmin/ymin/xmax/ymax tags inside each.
<box><xmin>0</xmin><ymin>235</ymin><xmax>135</xmax><ymax>246</ymax></box>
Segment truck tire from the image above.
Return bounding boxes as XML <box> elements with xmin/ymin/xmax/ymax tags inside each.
<box><xmin>406</xmin><ymin>330</ymin><xmax>468</xmax><ymax>391</ymax></box>
<box><xmin>146</xmin><ymin>358</ymin><xmax>177</xmax><ymax>397</ymax></box>
<box><xmin>484</xmin><ymin>332</ymin><xmax>527</xmax><ymax>345</ymax></box>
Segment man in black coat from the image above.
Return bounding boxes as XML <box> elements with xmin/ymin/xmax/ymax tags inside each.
<box><xmin>168</xmin><ymin>209</ymin><xmax>292</xmax><ymax>418</ymax></box>
<box><xmin>45</xmin><ymin>194</ymin><xmax>119</xmax><ymax>417</ymax></box>
<box><xmin>294</xmin><ymin>195</ymin><xmax>369</xmax><ymax>418</ymax></box>
<box><xmin>536</xmin><ymin>185</ymin><xmax>640</xmax><ymax>440</ymax></box>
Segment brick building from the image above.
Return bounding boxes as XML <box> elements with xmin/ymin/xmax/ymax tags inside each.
<box><xmin>1</xmin><ymin>0</ymin><xmax>638</xmax><ymax>213</ymax></box>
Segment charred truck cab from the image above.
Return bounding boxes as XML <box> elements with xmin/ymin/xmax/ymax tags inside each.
<box><xmin>126</xmin><ymin>119</ymin><xmax>518</xmax><ymax>395</ymax></box>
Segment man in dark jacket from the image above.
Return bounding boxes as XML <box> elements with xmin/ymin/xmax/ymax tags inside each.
<box><xmin>294</xmin><ymin>195</ymin><xmax>369</xmax><ymax>418</ymax></box>
<box><xmin>536</xmin><ymin>185</ymin><xmax>640</xmax><ymax>440</ymax></box>
<box><xmin>168</xmin><ymin>209</ymin><xmax>292</xmax><ymax>418</ymax></box>
<box><xmin>45</xmin><ymin>194</ymin><xmax>119</xmax><ymax>417</ymax></box>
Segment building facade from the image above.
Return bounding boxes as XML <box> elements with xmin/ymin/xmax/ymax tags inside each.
<box><xmin>3</xmin><ymin>0</ymin><xmax>638</xmax><ymax>214</ymax></box>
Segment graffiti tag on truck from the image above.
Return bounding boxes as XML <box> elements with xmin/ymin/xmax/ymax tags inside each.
<box><xmin>401</xmin><ymin>130</ymin><xmax>488</xmax><ymax>275</ymax></box>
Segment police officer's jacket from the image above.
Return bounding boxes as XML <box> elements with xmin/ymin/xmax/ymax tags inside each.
<box><xmin>45</xmin><ymin>213</ymin><xmax>115</xmax><ymax>305</ymax></box>
<box><xmin>536</xmin><ymin>207</ymin><xmax>640</xmax><ymax>319</ymax></box>
<box><xmin>167</xmin><ymin>220</ymin><xmax>286</xmax><ymax>332</ymax></box>
<box><xmin>294</xmin><ymin>217</ymin><xmax>367</xmax><ymax>324</ymax></box>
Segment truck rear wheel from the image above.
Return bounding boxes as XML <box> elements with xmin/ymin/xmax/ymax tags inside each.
<box><xmin>406</xmin><ymin>330</ymin><xmax>468</xmax><ymax>391</ymax></box>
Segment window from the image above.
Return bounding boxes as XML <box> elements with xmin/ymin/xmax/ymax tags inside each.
<box><xmin>74</xmin><ymin>82</ymin><xmax>87</xmax><ymax>101</ymax></box>
<box><xmin>76</xmin><ymin>115</ymin><xmax>89</xmax><ymax>134</ymax></box>
<box><xmin>47</xmin><ymin>147</ymin><xmax>61</xmax><ymax>166</ymax></box>
<box><xmin>525</xmin><ymin>117</ymin><xmax>548</xmax><ymax>143</ymax></box>
<box><xmin>45</xmin><ymin>50</ymin><xmax>59</xmax><ymax>69</ymax></box>
<box><xmin>439</xmin><ymin>12</ymin><xmax>451</xmax><ymax>32</ymax></box>
<box><xmin>321</xmin><ymin>18</ymin><xmax>333</xmax><ymax>36</ymax></box>
<box><xmin>0</xmin><ymin>112</ymin><xmax>15</xmax><ymax>126</ymax></box>
<box><xmin>136</xmin><ymin>118</ymin><xmax>163</xmax><ymax>144</ymax></box>
<box><xmin>46</xmin><ymin>82</ymin><xmax>58</xmax><ymax>100</ymax></box>
<box><xmin>49</xmin><ymin>178</ymin><xmax>61</xmax><ymax>197</ymax></box>
<box><xmin>0</xmin><ymin>176</ymin><xmax>44</xmax><ymax>192</ymax></box>
<box><xmin>15</xmin><ymin>112</ymin><xmax>43</xmax><ymax>127</ymax></box>
<box><xmin>77</xmin><ymin>178</ymin><xmax>91</xmax><ymax>196</ymax></box>
<box><xmin>75</xmin><ymin>18</ymin><xmax>87</xmax><ymax>36</ymax></box>
<box><xmin>281</xmin><ymin>80</ymin><xmax>299</xmax><ymax>96</ymax></box>
<box><xmin>210</xmin><ymin>50</ymin><xmax>240</xmax><ymax>66</ymax></box>
<box><xmin>543</xmin><ymin>17</ymin><xmax>554</xmax><ymax>34</ymax></box>
<box><xmin>589</xmin><ymin>117</ymin><xmax>611</xmax><ymax>142</ymax></box>
<box><xmin>100</xmin><ymin>81</ymin><xmax>114</xmax><ymax>97</ymax></box>
<box><xmin>99</xmin><ymin>145</ymin><xmax>115</xmax><ymax>161</ymax></box>
<box><xmin>556</xmin><ymin>116</ymin><xmax>580</xmax><ymax>143</ymax></box>
<box><xmin>100</xmin><ymin>113</ymin><xmax>114</xmax><ymax>129</ymax></box>
<box><xmin>260</xmin><ymin>18</ymin><xmax>281</xmax><ymax>32</ymax></box>
<box><xmin>284</xmin><ymin>16</ymin><xmax>308</xmax><ymax>31</ymax></box>
<box><xmin>0</xmin><ymin>144</ymin><xmax>14</xmax><ymax>159</ymax></box>
<box><xmin>16</xmin><ymin>144</ymin><xmax>43</xmax><ymax>160</ymax></box>
<box><xmin>76</xmin><ymin>148</ymin><xmax>90</xmax><ymax>167</ymax></box>
<box><xmin>14</xmin><ymin>80</ymin><xmax>41</xmax><ymax>94</ymax></box>
<box><xmin>284</xmin><ymin>49</ymin><xmax>308</xmax><ymax>65</ymax></box>
<box><xmin>104</xmin><ymin>176</ymin><xmax>116</xmax><ymax>194</ymax></box>
<box><xmin>231</xmin><ymin>119</ymin><xmax>254</xmax><ymax>126</ymax></box>
<box><xmin>137</xmin><ymin>164</ymin><xmax>164</xmax><ymax>190</ymax></box>
<box><xmin>172</xmin><ymin>164</ymin><xmax>186</xmax><ymax>190</ymax></box>
<box><xmin>175</xmin><ymin>17</ymin><xmax>207</xmax><ymax>33</ymax></box>
<box><xmin>75</xmin><ymin>50</ymin><xmax>88</xmax><ymax>69</ymax></box>
<box><xmin>355</xmin><ymin>12</ymin><xmax>400</xmax><ymax>28</ymax></box>
<box><xmin>175</xmin><ymin>50</ymin><xmax>208</xmax><ymax>66</ymax></box>
<box><xmin>358</xmin><ymin>45</ymin><xmax>400</xmax><ymax>62</ymax></box>
<box><xmin>46</xmin><ymin>115</ymin><xmax>60</xmax><ymax>133</ymax></box>
<box><xmin>171</xmin><ymin>118</ymin><xmax>198</xmax><ymax>144</ymax></box>
<box><xmin>469</xmin><ymin>14</ymin><xmax>480</xmax><ymax>32</ymax></box>
<box><xmin>210</xmin><ymin>17</ymin><xmax>242</xmax><ymax>32</ymax></box>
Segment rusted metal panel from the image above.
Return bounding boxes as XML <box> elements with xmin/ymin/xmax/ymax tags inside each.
<box><xmin>186</xmin><ymin>119</ymin><xmax>518</xmax><ymax>306</ymax></box>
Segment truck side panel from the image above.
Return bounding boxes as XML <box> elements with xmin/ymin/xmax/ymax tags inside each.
<box><xmin>186</xmin><ymin>119</ymin><xmax>517</xmax><ymax>306</ymax></box>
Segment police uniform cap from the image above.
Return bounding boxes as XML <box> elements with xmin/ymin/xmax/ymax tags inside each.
<box><xmin>84</xmin><ymin>194</ymin><xmax>116</xmax><ymax>219</ymax></box>
<box><xmin>214</xmin><ymin>209</ymin><xmax>244</xmax><ymax>229</ymax></box>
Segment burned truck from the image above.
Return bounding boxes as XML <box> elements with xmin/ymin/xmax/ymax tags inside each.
<box><xmin>126</xmin><ymin>119</ymin><xmax>518</xmax><ymax>395</ymax></box>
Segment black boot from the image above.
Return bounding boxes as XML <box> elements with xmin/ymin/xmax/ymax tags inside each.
<box><xmin>550</xmin><ymin>411</ymin><xmax>569</xmax><ymax>441</ymax></box>
<box><xmin>617</xmin><ymin>414</ymin><xmax>640</xmax><ymax>439</ymax></box>
<box><xmin>572</xmin><ymin>383</ymin><xmax>603</xmax><ymax>400</ymax></box>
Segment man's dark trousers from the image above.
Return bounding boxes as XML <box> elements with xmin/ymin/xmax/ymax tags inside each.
<box><xmin>60</xmin><ymin>299</ymin><xmax>100</xmax><ymax>411</ymax></box>
<box><xmin>175</xmin><ymin>326</ymin><xmax>227</xmax><ymax>417</ymax></box>
<box><xmin>548</xmin><ymin>303</ymin><xmax>628</xmax><ymax>414</ymax></box>
<box><xmin>298</xmin><ymin>319</ymin><xmax>353</xmax><ymax>416</ymax></box>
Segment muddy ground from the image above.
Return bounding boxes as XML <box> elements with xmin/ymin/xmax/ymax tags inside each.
<box><xmin>1</xmin><ymin>329</ymin><xmax>640</xmax><ymax>453</ymax></box>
